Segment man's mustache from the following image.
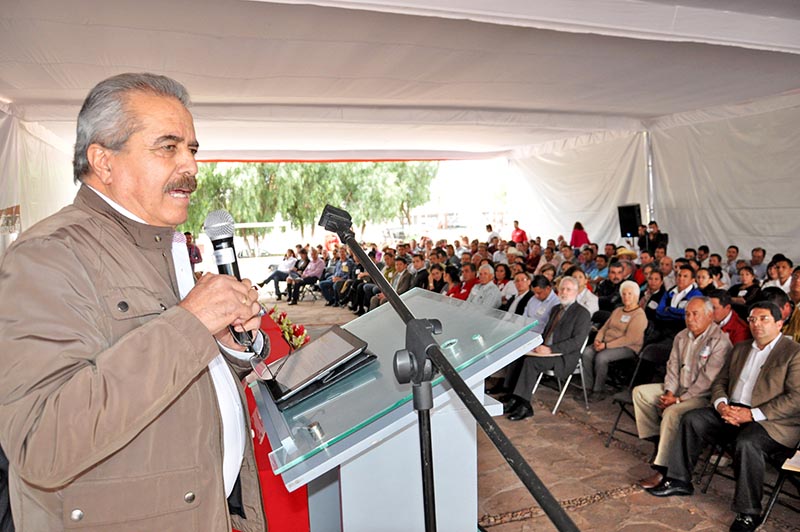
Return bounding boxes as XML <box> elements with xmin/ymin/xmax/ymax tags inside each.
<box><xmin>164</xmin><ymin>175</ymin><xmax>197</xmax><ymax>194</ymax></box>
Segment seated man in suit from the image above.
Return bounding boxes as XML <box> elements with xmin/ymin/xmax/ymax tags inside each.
<box><xmin>647</xmin><ymin>301</ymin><xmax>800</xmax><ymax>532</ymax></box>
<box><xmin>502</xmin><ymin>276</ymin><xmax>592</xmax><ymax>421</ymax></box>
<box><xmin>503</xmin><ymin>272</ymin><xmax>535</xmax><ymax>314</ymax></box>
<box><xmin>369</xmin><ymin>256</ymin><xmax>412</xmax><ymax>310</ymax></box>
<box><xmin>633</xmin><ymin>296</ymin><xmax>732</xmax><ymax>489</ymax></box>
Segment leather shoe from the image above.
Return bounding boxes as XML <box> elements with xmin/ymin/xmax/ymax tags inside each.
<box><xmin>646</xmin><ymin>478</ymin><xmax>693</xmax><ymax>497</ymax></box>
<box><xmin>729</xmin><ymin>513</ymin><xmax>762</xmax><ymax>532</ymax></box>
<box><xmin>507</xmin><ymin>403</ymin><xmax>534</xmax><ymax>421</ymax></box>
<box><xmin>287</xmin><ymin>300</ymin><xmax>298</xmax><ymax>306</ymax></box>
<box><xmin>503</xmin><ymin>397</ymin><xmax>521</xmax><ymax>414</ymax></box>
<box><xmin>638</xmin><ymin>471</ymin><xmax>664</xmax><ymax>489</ymax></box>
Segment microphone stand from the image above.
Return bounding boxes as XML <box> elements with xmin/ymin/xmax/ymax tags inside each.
<box><xmin>318</xmin><ymin>206</ymin><xmax>579</xmax><ymax>532</ymax></box>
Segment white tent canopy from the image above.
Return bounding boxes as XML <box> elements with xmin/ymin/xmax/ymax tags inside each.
<box><xmin>2</xmin><ymin>0</ymin><xmax>799</xmax><ymax>258</ymax></box>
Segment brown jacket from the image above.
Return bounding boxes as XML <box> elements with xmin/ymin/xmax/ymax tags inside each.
<box><xmin>0</xmin><ymin>187</ymin><xmax>266</xmax><ymax>531</ymax></box>
<box><xmin>664</xmin><ymin>323</ymin><xmax>732</xmax><ymax>401</ymax></box>
<box><xmin>711</xmin><ymin>336</ymin><xmax>800</xmax><ymax>448</ymax></box>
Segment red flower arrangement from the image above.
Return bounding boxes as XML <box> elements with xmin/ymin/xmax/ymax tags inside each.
<box><xmin>267</xmin><ymin>306</ymin><xmax>311</xmax><ymax>350</ymax></box>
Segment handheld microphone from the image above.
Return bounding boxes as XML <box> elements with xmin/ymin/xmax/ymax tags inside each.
<box><xmin>203</xmin><ymin>209</ymin><xmax>252</xmax><ymax>348</ymax></box>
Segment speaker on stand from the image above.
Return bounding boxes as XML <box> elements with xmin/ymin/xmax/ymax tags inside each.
<box><xmin>617</xmin><ymin>204</ymin><xmax>641</xmax><ymax>239</ymax></box>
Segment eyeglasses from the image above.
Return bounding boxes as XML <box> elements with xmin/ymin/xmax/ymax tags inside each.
<box><xmin>747</xmin><ymin>315</ymin><xmax>775</xmax><ymax>324</ymax></box>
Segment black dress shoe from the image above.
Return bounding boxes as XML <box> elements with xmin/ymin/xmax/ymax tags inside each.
<box><xmin>324</xmin><ymin>301</ymin><xmax>334</xmax><ymax>307</ymax></box>
<box><xmin>502</xmin><ymin>397</ymin><xmax>521</xmax><ymax>414</ymax></box>
<box><xmin>275</xmin><ymin>294</ymin><xmax>282</xmax><ymax>301</ymax></box>
<box><xmin>507</xmin><ymin>403</ymin><xmax>534</xmax><ymax>421</ymax></box>
<box><xmin>729</xmin><ymin>513</ymin><xmax>762</xmax><ymax>532</ymax></box>
<box><xmin>646</xmin><ymin>478</ymin><xmax>694</xmax><ymax>497</ymax></box>
<box><xmin>287</xmin><ymin>300</ymin><xmax>298</xmax><ymax>306</ymax></box>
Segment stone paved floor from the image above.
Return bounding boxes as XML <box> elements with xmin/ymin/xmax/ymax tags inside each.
<box><xmin>262</xmin><ymin>290</ymin><xmax>800</xmax><ymax>532</ymax></box>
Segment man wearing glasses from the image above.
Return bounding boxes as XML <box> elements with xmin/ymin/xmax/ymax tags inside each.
<box><xmin>646</xmin><ymin>301</ymin><xmax>800</xmax><ymax>532</ymax></box>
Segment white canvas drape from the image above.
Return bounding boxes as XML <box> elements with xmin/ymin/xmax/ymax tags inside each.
<box><xmin>651</xmin><ymin>105</ymin><xmax>800</xmax><ymax>262</ymax></box>
<box><xmin>0</xmin><ymin>106</ymin><xmax>75</xmax><ymax>245</ymax></box>
<box><xmin>510</xmin><ymin>132</ymin><xmax>648</xmax><ymax>248</ymax></box>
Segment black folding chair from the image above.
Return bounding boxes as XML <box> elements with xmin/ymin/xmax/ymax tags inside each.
<box><xmin>604</xmin><ymin>344</ymin><xmax>670</xmax><ymax>447</ymax></box>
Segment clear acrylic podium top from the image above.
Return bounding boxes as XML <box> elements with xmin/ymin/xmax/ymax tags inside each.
<box><xmin>262</xmin><ymin>288</ymin><xmax>538</xmax><ymax>474</ymax></box>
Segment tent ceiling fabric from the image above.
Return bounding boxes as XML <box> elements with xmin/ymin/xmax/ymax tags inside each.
<box><xmin>2</xmin><ymin>0</ymin><xmax>800</xmax><ymax>159</ymax></box>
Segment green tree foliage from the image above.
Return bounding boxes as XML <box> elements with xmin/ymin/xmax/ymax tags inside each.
<box><xmin>182</xmin><ymin>161</ymin><xmax>438</xmax><ymax>240</ymax></box>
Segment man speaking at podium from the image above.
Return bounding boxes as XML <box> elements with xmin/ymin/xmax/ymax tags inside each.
<box><xmin>0</xmin><ymin>74</ymin><xmax>268</xmax><ymax>530</ymax></box>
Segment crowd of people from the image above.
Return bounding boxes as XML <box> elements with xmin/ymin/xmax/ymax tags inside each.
<box><xmin>269</xmin><ymin>219</ymin><xmax>800</xmax><ymax>532</ymax></box>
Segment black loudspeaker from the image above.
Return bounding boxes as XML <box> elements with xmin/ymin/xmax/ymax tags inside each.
<box><xmin>617</xmin><ymin>204</ymin><xmax>641</xmax><ymax>238</ymax></box>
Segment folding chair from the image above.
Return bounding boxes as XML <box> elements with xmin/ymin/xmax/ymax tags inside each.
<box><xmin>530</xmin><ymin>337</ymin><xmax>589</xmax><ymax>415</ymax></box>
<box><xmin>604</xmin><ymin>344</ymin><xmax>670</xmax><ymax>447</ymax></box>
<box><xmin>698</xmin><ymin>440</ymin><xmax>800</xmax><ymax>520</ymax></box>
<box><xmin>298</xmin><ymin>280</ymin><xmax>319</xmax><ymax>302</ymax></box>
<box><xmin>762</xmin><ymin>444</ymin><xmax>800</xmax><ymax>524</ymax></box>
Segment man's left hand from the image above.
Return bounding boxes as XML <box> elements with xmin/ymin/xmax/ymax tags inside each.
<box><xmin>722</xmin><ymin>405</ymin><xmax>753</xmax><ymax>426</ymax></box>
<box><xmin>658</xmin><ymin>391</ymin><xmax>678</xmax><ymax>409</ymax></box>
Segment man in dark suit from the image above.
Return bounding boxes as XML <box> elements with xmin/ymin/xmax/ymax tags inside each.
<box><xmin>369</xmin><ymin>256</ymin><xmax>411</xmax><ymax>310</ymax></box>
<box><xmin>647</xmin><ymin>301</ymin><xmax>800</xmax><ymax>532</ymax></box>
<box><xmin>503</xmin><ymin>276</ymin><xmax>592</xmax><ymax>421</ymax></box>
<box><xmin>503</xmin><ymin>272</ymin><xmax>535</xmax><ymax>314</ymax></box>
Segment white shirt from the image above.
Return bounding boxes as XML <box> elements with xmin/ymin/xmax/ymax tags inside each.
<box><xmin>466</xmin><ymin>282</ymin><xmax>502</xmax><ymax>309</ymax></box>
<box><xmin>715</xmin><ymin>334</ymin><xmax>782</xmax><ymax>422</ymax></box>
<box><xmin>670</xmin><ymin>282</ymin><xmax>696</xmax><ymax>309</ymax></box>
<box><xmin>762</xmin><ymin>277</ymin><xmax>791</xmax><ymax>294</ymax></box>
<box><xmin>576</xmin><ymin>288</ymin><xmax>599</xmax><ymax>317</ymax></box>
<box><xmin>89</xmin><ymin>187</ymin><xmax>255</xmax><ymax>497</ymax></box>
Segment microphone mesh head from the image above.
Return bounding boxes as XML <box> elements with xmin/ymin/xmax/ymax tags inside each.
<box><xmin>203</xmin><ymin>210</ymin><xmax>235</xmax><ymax>240</ymax></box>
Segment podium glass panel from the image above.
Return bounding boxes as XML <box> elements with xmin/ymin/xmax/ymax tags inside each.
<box><xmin>265</xmin><ymin>288</ymin><xmax>537</xmax><ymax>474</ymax></box>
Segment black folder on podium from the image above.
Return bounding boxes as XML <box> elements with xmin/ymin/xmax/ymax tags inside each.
<box><xmin>262</xmin><ymin>325</ymin><xmax>376</xmax><ymax>411</ymax></box>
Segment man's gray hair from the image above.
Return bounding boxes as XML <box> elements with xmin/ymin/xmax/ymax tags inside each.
<box><xmin>73</xmin><ymin>73</ymin><xmax>191</xmax><ymax>182</ymax></box>
<box><xmin>560</xmin><ymin>276</ymin><xmax>579</xmax><ymax>292</ymax></box>
<box><xmin>479</xmin><ymin>264</ymin><xmax>495</xmax><ymax>275</ymax></box>
<box><xmin>689</xmin><ymin>296</ymin><xmax>714</xmax><ymax>315</ymax></box>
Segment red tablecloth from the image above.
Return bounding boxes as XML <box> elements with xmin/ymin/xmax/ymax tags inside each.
<box><xmin>239</xmin><ymin>314</ymin><xmax>310</xmax><ymax>532</ymax></box>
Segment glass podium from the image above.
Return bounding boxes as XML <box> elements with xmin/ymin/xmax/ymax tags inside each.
<box><xmin>250</xmin><ymin>288</ymin><xmax>542</xmax><ymax>532</ymax></box>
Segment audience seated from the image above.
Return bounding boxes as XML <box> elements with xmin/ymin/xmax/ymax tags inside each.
<box><xmin>762</xmin><ymin>255</ymin><xmax>793</xmax><ymax>293</ymax></box>
<box><xmin>449</xmin><ymin>262</ymin><xmax>479</xmax><ymax>301</ymax></box>
<box><xmin>466</xmin><ymin>264</ymin><xmax>503</xmax><ymax>309</ymax></box>
<box><xmin>320</xmin><ymin>247</ymin><xmax>355</xmax><ymax>307</ymax></box>
<box><xmin>257</xmin><ymin>248</ymin><xmax>298</xmax><ymax>300</ymax></box>
<box><xmin>727</xmin><ymin>265</ymin><xmax>762</xmax><ymax>319</ymax></box>
<box><xmin>633</xmin><ymin>297</ymin><xmax>733</xmax><ymax>490</ymax></box>
<box><xmin>503</xmin><ymin>272</ymin><xmax>535</xmax><ymax>314</ymax></box>
<box><xmin>647</xmin><ymin>302</ymin><xmax>799</xmax><ymax>532</ymax></box>
<box><xmin>784</xmin><ymin>266</ymin><xmax>800</xmax><ymax>343</ymax></box>
<box><xmin>640</xmin><ymin>269</ymin><xmax>666</xmax><ymax>322</ymax></box>
<box><xmin>582</xmin><ymin>280</ymin><xmax>647</xmax><ymax>401</ymax></box>
<box><xmin>565</xmin><ymin>266</ymin><xmax>599</xmax><ymax>317</ymax></box>
<box><xmin>709</xmin><ymin>290</ymin><xmax>751</xmax><ymax>345</ymax></box>
<box><xmin>287</xmin><ymin>248</ymin><xmax>325</xmax><ymax>305</ymax></box>
<box><xmin>494</xmin><ymin>263</ymin><xmax>517</xmax><ymax>307</ymax></box>
<box><xmin>595</xmin><ymin>261</ymin><xmax>625</xmax><ymax>313</ymax></box>
<box><xmin>501</xmin><ymin>276</ymin><xmax>592</xmax><ymax>421</ymax></box>
<box><xmin>369</xmin><ymin>256</ymin><xmax>411</xmax><ymax>310</ymax></box>
<box><xmin>525</xmin><ymin>275</ymin><xmax>560</xmax><ymax>334</ymax></box>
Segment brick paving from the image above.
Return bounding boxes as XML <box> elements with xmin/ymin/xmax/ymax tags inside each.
<box><xmin>264</xmin><ymin>291</ymin><xmax>799</xmax><ymax>532</ymax></box>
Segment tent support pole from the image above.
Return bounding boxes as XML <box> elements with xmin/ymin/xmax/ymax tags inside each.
<box><xmin>645</xmin><ymin>130</ymin><xmax>655</xmax><ymax>222</ymax></box>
